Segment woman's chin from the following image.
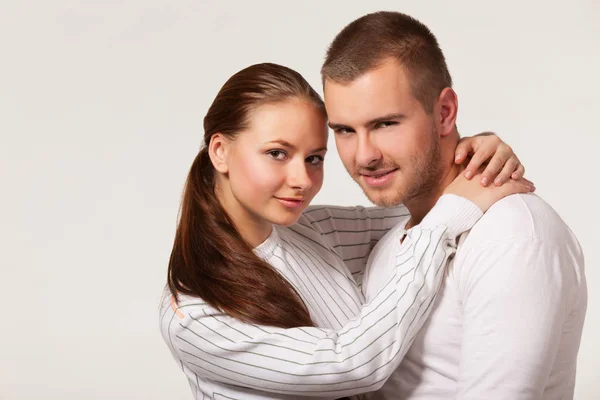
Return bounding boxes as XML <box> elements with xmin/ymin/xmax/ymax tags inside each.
<box><xmin>266</xmin><ymin>210</ymin><xmax>304</xmax><ymax>227</ymax></box>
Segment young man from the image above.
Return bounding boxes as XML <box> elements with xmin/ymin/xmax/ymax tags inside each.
<box><xmin>322</xmin><ymin>11</ymin><xmax>587</xmax><ymax>399</ymax></box>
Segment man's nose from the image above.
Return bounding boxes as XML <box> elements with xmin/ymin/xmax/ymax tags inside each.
<box><xmin>356</xmin><ymin>132</ymin><xmax>382</xmax><ymax>167</ymax></box>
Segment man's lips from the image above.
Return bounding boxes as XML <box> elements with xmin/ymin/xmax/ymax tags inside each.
<box><xmin>360</xmin><ymin>168</ymin><xmax>398</xmax><ymax>178</ymax></box>
<box><xmin>360</xmin><ymin>168</ymin><xmax>399</xmax><ymax>187</ymax></box>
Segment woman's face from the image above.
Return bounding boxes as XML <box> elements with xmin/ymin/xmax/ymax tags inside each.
<box><xmin>215</xmin><ymin>98</ymin><xmax>328</xmax><ymax>242</ymax></box>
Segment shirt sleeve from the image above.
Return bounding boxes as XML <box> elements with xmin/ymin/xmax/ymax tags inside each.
<box><xmin>161</xmin><ymin>195</ymin><xmax>482</xmax><ymax>398</ymax></box>
<box><xmin>455</xmin><ymin>238</ymin><xmax>586</xmax><ymax>399</ymax></box>
<box><xmin>297</xmin><ymin>204</ymin><xmax>409</xmax><ymax>286</ymax></box>
<box><xmin>299</xmin><ymin>205</ymin><xmax>408</xmax><ymax>262</ymax></box>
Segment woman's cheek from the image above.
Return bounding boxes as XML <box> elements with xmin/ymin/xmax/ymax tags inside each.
<box><xmin>240</xmin><ymin>155</ymin><xmax>283</xmax><ymax>193</ymax></box>
<box><xmin>308</xmin><ymin>168</ymin><xmax>324</xmax><ymax>199</ymax></box>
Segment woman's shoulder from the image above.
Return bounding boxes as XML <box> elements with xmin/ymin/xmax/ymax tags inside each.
<box><xmin>159</xmin><ymin>289</ymin><xmax>217</xmax><ymax>328</ymax></box>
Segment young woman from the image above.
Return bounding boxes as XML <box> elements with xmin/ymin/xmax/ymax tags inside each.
<box><xmin>160</xmin><ymin>63</ymin><xmax>533</xmax><ymax>399</ymax></box>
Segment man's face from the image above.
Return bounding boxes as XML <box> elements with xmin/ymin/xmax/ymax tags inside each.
<box><xmin>324</xmin><ymin>58</ymin><xmax>443</xmax><ymax>207</ymax></box>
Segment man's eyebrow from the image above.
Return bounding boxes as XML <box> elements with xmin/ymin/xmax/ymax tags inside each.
<box><xmin>328</xmin><ymin>122</ymin><xmax>351</xmax><ymax>131</ymax></box>
<box><xmin>328</xmin><ymin>113</ymin><xmax>406</xmax><ymax>131</ymax></box>
<box><xmin>365</xmin><ymin>113</ymin><xmax>406</xmax><ymax>128</ymax></box>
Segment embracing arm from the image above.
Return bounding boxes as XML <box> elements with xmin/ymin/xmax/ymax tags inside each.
<box><xmin>161</xmin><ymin>195</ymin><xmax>482</xmax><ymax>398</ymax></box>
<box><xmin>299</xmin><ymin>131</ymin><xmax>525</xmax><ymax>274</ymax></box>
<box><xmin>299</xmin><ymin>204</ymin><xmax>408</xmax><ymax>278</ymax></box>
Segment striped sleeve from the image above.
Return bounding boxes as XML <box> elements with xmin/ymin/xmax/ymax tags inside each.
<box><xmin>161</xmin><ymin>195</ymin><xmax>482</xmax><ymax>398</ymax></box>
<box><xmin>298</xmin><ymin>205</ymin><xmax>410</xmax><ymax>278</ymax></box>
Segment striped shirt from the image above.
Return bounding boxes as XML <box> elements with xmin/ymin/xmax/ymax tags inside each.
<box><xmin>159</xmin><ymin>195</ymin><xmax>482</xmax><ymax>399</ymax></box>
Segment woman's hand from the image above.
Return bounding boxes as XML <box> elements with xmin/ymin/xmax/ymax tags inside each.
<box><xmin>455</xmin><ymin>132</ymin><xmax>524</xmax><ymax>187</ymax></box>
<box><xmin>444</xmin><ymin>171</ymin><xmax>535</xmax><ymax>213</ymax></box>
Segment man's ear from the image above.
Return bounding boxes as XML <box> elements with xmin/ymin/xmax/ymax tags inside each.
<box><xmin>208</xmin><ymin>133</ymin><xmax>229</xmax><ymax>174</ymax></box>
<box><xmin>436</xmin><ymin>87</ymin><xmax>458</xmax><ymax>137</ymax></box>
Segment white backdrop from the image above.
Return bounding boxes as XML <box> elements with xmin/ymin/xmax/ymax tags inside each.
<box><xmin>1</xmin><ymin>1</ymin><xmax>598</xmax><ymax>399</ymax></box>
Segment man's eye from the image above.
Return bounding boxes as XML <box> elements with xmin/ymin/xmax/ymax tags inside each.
<box><xmin>375</xmin><ymin>121</ymin><xmax>397</xmax><ymax>129</ymax></box>
<box><xmin>334</xmin><ymin>128</ymin><xmax>353</xmax><ymax>135</ymax></box>
<box><xmin>306</xmin><ymin>155</ymin><xmax>324</xmax><ymax>165</ymax></box>
<box><xmin>267</xmin><ymin>150</ymin><xmax>287</xmax><ymax>160</ymax></box>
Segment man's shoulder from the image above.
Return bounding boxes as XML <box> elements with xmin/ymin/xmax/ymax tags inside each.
<box><xmin>467</xmin><ymin>193</ymin><xmax>576</xmax><ymax>245</ymax></box>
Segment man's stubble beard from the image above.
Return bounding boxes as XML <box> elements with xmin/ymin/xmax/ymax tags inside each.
<box><xmin>357</xmin><ymin>124</ymin><xmax>444</xmax><ymax>208</ymax></box>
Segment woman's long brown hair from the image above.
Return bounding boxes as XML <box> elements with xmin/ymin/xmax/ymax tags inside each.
<box><xmin>167</xmin><ymin>63</ymin><xmax>326</xmax><ymax>329</ymax></box>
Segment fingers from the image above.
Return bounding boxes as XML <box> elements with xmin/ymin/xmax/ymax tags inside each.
<box><xmin>519</xmin><ymin>177</ymin><xmax>535</xmax><ymax>191</ymax></box>
<box><xmin>454</xmin><ymin>139</ymin><xmax>473</xmax><ymax>165</ymax></box>
<box><xmin>459</xmin><ymin>134</ymin><xmax>523</xmax><ymax>186</ymax></box>
<box><xmin>492</xmin><ymin>157</ymin><xmax>519</xmax><ymax>186</ymax></box>
<box><xmin>517</xmin><ymin>179</ymin><xmax>535</xmax><ymax>193</ymax></box>
<box><xmin>499</xmin><ymin>177</ymin><xmax>536</xmax><ymax>199</ymax></box>
<box><xmin>479</xmin><ymin>149</ymin><xmax>511</xmax><ymax>186</ymax></box>
<box><xmin>463</xmin><ymin>147</ymin><xmax>495</xmax><ymax>180</ymax></box>
<box><xmin>455</xmin><ymin>150</ymin><xmax>468</xmax><ymax>164</ymax></box>
<box><xmin>456</xmin><ymin>134</ymin><xmax>498</xmax><ymax>171</ymax></box>
<box><xmin>443</xmin><ymin>166</ymin><xmax>535</xmax><ymax>213</ymax></box>
<box><xmin>511</xmin><ymin>162</ymin><xmax>525</xmax><ymax>180</ymax></box>
<box><xmin>521</xmin><ymin>179</ymin><xmax>535</xmax><ymax>192</ymax></box>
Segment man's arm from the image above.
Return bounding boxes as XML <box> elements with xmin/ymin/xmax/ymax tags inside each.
<box><xmin>456</xmin><ymin>238</ymin><xmax>585</xmax><ymax>399</ymax></box>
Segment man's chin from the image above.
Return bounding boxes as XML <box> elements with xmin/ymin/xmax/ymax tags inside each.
<box><xmin>362</xmin><ymin>187</ymin><xmax>406</xmax><ymax>207</ymax></box>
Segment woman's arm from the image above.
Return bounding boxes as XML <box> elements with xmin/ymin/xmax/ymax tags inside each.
<box><xmin>297</xmin><ymin>132</ymin><xmax>525</xmax><ymax>275</ymax></box>
<box><xmin>161</xmin><ymin>195</ymin><xmax>481</xmax><ymax>398</ymax></box>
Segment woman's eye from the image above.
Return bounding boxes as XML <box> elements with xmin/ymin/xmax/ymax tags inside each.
<box><xmin>306</xmin><ymin>155</ymin><xmax>324</xmax><ymax>165</ymax></box>
<box><xmin>267</xmin><ymin>150</ymin><xmax>287</xmax><ymax>160</ymax></box>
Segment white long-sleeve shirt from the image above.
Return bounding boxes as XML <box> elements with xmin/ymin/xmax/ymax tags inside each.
<box><xmin>364</xmin><ymin>194</ymin><xmax>587</xmax><ymax>400</ymax></box>
<box><xmin>159</xmin><ymin>195</ymin><xmax>482</xmax><ymax>399</ymax></box>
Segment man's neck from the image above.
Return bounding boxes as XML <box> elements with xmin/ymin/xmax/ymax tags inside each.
<box><xmin>404</xmin><ymin>160</ymin><xmax>462</xmax><ymax>230</ymax></box>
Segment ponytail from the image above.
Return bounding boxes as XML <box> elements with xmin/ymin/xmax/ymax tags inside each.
<box><xmin>167</xmin><ymin>146</ymin><xmax>314</xmax><ymax>328</ymax></box>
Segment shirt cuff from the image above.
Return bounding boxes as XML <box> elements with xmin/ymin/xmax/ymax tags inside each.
<box><xmin>418</xmin><ymin>194</ymin><xmax>483</xmax><ymax>238</ymax></box>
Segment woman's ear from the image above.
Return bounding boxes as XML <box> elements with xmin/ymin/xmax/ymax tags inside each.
<box><xmin>208</xmin><ymin>133</ymin><xmax>229</xmax><ymax>174</ymax></box>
